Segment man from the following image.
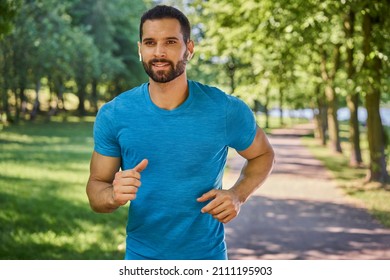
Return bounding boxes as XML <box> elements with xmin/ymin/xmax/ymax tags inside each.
<box><xmin>86</xmin><ymin>5</ymin><xmax>274</xmax><ymax>260</ymax></box>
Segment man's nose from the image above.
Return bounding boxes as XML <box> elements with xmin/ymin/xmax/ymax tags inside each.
<box><xmin>154</xmin><ymin>42</ymin><xmax>167</xmax><ymax>58</ymax></box>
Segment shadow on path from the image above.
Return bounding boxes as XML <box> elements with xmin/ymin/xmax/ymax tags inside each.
<box><xmin>226</xmin><ymin>196</ymin><xmax>390</xmax><ymax>260</ymax></box>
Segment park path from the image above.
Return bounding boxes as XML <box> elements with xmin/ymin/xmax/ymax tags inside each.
<box><xmin>223</xmin><ymin>123</ymin><xmax>390</xmax><ymax>260</ymax></box>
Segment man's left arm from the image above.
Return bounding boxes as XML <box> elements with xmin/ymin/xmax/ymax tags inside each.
<box><xmin>197</xmin><ymin>126</ymin><xmax>275</xmax><ymax>223</ymax></box>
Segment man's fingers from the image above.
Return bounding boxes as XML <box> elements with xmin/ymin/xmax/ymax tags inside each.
<box><xmin>213</xmin><ymin>210</ymin><xmax>231</xmax><ymax>222</ymax></box>
<box><xmin>114</xmin><ymin>177</ymin><xmax>141</xmax><ymax>188</ymax></box>
<box><xmin>116</xmin><ymin>159</ymin><xmax>149</xmax><ymax>179</ymax></box>
<box><xmin>197</xmin><ymin>189</ymin><xmax>217</xmax><ymax>202</ymax></box>
<box><xmin>112</xmin><ymin>159</ymin><xmax>148</xmax><ymax>205</ymax></box>
<box><xmin>207</xmin><ymin>201</ymin><xmax>228</xmax><ymax>215</ymax></box>
<box><xmin>198</xmin><ymin>189</ymin><xmax>241</xmax><ymax>223</ymax></box>
<box><xmin>134</xmin><ymin>159</ymin><xmax>148</xmax><ymax>172</ymax></box>
<box><xmin>200</xmin><ymin>198</ymin><xmax>223</xmax><ymax>214</ymax></box>
<box><xmin>127</xmin><ymin>178</ymin><xmax>141</xmax><ymax>188</ymax></box>
<box><xmin>116</xmin><ymin>169</ymin><xmax>140</xmax><ymax>179</ymax></box>
<box><xmin>115</xmin><ymin>193</ymin><xmax>138</xmax><ymax>205</ymax></box>
<box><xmin>112</xmin><ymin>183</ymin><xmax>140</xmax><ymax>203</ymax></box>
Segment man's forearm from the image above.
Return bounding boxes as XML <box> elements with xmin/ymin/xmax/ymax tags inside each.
<box><xmin>230</xmin><ymin>150</ymin><xmax>275</xmax><ymax>203</ymax></box>
<box><xmin>86</xmin><ymin>179</ymin><xmax>120</xmax><ymax>213</ymax></box>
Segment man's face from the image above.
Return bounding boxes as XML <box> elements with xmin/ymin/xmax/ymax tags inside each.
<box><xmin>139</xmin><ymin>18</ymin><xmax>191</xmax><ymax>83</ymax></box>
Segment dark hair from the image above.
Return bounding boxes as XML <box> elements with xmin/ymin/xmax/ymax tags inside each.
<box><xmin>139</xmin><ymin>5</ymin><xmax>191</xmax><ymax>42</ymax></box>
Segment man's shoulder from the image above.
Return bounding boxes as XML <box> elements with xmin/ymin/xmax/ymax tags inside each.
<box><xmin>99</xmin><ymin>83</ymin><xmax>147</xmax><ymax>111</ymax></box>
<box><xmin>190</xmin><ymin>80</ymin><xmax>245</xmax><ymax>106</ymax></box>
<box><xmin>114</xmin><ymin>83</ymin><xmax>147</xmax><ymax>102</ymax></box>
<box><xmin>189</xmin><ymin>80</ymin><xmax>231</xmax><ymax>103</ymax></box>
<box><xmin>190</xmin><ymin>80</ymin><xmax>225</xmax><ymax>95</ymax></box>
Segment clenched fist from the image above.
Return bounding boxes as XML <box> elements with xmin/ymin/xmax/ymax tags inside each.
<box><xmin>112</xmin><ymin>159</ymin><xmax>148</xmax><ymax>206</ymax></box>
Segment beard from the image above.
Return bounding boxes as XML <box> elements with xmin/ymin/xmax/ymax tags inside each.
<box><xmin>142</xmin><ymin>51</ymin><xmax>188</xmax><ymax>83</ymax></box>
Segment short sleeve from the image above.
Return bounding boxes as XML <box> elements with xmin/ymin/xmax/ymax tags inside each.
<box><xmin>226</xmin><ymin>95</ymin><xmax>257</xmax><ymax>151</ymax></box>
<box><xmin>93</xmin><ymin>103</ymin><xmax>121</xmax><ymax>157</ymax></box>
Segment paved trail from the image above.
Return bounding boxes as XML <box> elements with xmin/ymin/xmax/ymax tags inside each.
<box><xmin>223</xmin><ymin>124</ymin><xmax>390</xmax><ymax>260</ymax></box>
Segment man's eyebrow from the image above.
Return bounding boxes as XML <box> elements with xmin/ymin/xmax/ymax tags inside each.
<box><xmin>165</xmin><ymin>37</ymin><xmax>179</xmax><ymax>40</ymax></box>
<box><xmin>142</xmin><ymin>36</ymin><xmax>180</xmax><ymax>42</ymax></box>
<box><xmin>142</xmin><ymin>37</ymin><xmax>154</xmax><ymax>42</ymax></box>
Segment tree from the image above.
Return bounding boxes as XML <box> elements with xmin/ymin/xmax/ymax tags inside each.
<box><xmin>0</xmin><ymin>0</ymin><xmax>21</xmax><ymax>39</ymax></box>
<box><xmin>0</xmin><ymin>0</ymin><xmax>36</xmax><ymax>122</ymax></box>
<box><xmin>1</xmin><ymin>0</ymin><xmax>148</xmax><ymax>120</ymax></box>
<box><xmin>343</xmin><ymin>3</ymin><xmax>363</xmax><ymax>166</ymax></box>
<box><xmin>361</xmin><ymin>0</ymin><xmax>389</xmax><ymax>183</ymax></box>
<box><xmin>68</xmin><ymin>0</ymin><xmax>147</xmax><ymax>113</ymax></box>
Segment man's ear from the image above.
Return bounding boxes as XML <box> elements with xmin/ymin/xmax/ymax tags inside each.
<box><xmin>186</xmin><ymin>40</ymin><xmax>195</xmax><ymax>60</ymax></box>
<box><xmin>138</xmin><ymin>42</ymin><xmax>142</xmax><ymax>62</ymax></box>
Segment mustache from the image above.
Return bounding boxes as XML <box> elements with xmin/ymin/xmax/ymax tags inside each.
<box><xmin>149</xmin><ymin>58</ymin><xmax>173</xmax><ymax>64</ymax></box>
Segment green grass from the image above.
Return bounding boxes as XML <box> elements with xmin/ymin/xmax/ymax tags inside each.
<box><xmin>302</xmin><ymin>123</ymin><xmax>390</xmax><ymax>228</ymax></box>
<box><xmin>0</xmin><ymin>117</ymin><xmax>129</xmax><ymax>259</ymax></box>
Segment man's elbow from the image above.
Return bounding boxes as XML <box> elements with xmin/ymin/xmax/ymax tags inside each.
<box><xmin>86</xmin><ymin>182</ymin><xmax>117</xmax><ymax>214</ymax></box>
<box><xmin>89</xmin><ymin>202</ymin><xmax>116</xmax><ymax>214</ymax></box>
<box><xmin>266</xmin><ymin>145</ymin><xmax>276</xmax><ymax>172</ymax></box>
<box><xmin>87</xmin><ymin>196</ymin><xmax>117</xmax><ymax>213</ymax></box>
<box><xmin>269</xmin><ymin>146</ymin><xmax>276</xmax><ymax>165</ymax></box>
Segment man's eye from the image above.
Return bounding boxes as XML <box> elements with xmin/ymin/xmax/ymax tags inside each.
<box><xmin>144</xmin><ymin>41</ymin><xmax>155</xmax><ymax>46</ymax></box>
<box><xmin>167</xmin><ymin>40</ymin><xmax>176</xmax><ymax>44</ymax></box>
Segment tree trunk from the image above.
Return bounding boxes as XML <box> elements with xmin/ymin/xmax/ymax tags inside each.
<box><xmin>77</xmin><ymin>81</ymin><xmax>87</xmax><ymax>116</ymax></box>
<box><xmin>57</xmin><ymin>83</ymin><xmax>66</xmax><ymax>111</ymax></box>
<box><xmin>362</xmin><ymin>10</ymin><xmax>389</xmax><ymax>183</ymax></box>
<box><xmin>365</xmin><ymin>88</ymin><xmax>388</xmax><ymax>183</ymax></box>
<box><xmin>19</xmin><ymin>87</ymin><xmax>27</xmax><ymax>119</ymax></box>
<box><xmin>30</xmin><ymin>80</ymin><xmax>41</xmax><ymax>120</ymax></box>
<box><xmin>1</xmin><ymin>65</ymin><xmax>11</xmax><ymax>123</ymax></box>
<box><xmin>313</xmin><ymin>85</ymin><xmax>327</xmax><ymax>146</ymax></box>
<box><xmin>226</xmin><ymin>57</ymin><xmax>236</xmax><ymax>95</ymax></box>
<box><xmin>13</xmin><ymin>86</ymin><xmax>20</xmax><ymax>123</ymax></box>
<box><xmin>325</xmin><ymin>83</ymin><xmax>342</xmax><ymax>153</ymax></box>
<box><xmin>48</xmin><ymin>78</ymin><xmax>58</xmax><ymax>117</ymax></box>
<box><xmin>91</xmin><ymin>78</ymin><xmax>98</xmax><ymax>114</ymax></box>
<box><xmin>347</xmin><ymin>93</ymin><xmax>363</xmax><ymax>166</ymax></box>
<box><xmin>279</xmin><ymin>87</ymin><xmax>284</xmax><ymax>127</ymax></box>
<box><xmin>320</xmin><ymin>45</ymin><xmax>342</xmax><ymax>153</ymax></box>
<box><xmin>264</xmin><ymin>86</ymin><xmax>270</xmax><ymax>129</ymax></box>
<box><xmin>344</xmin><ymin>8</ymin><xmax>363</xmax><ymax>166</ymax></box>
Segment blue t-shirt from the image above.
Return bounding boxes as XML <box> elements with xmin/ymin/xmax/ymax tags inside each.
<box><xmin>94</xmin><ymin>80</ymin><xmax>257</xmax><ymax>260</ymax></box>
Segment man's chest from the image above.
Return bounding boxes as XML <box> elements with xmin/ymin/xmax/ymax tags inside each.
<box><xmin>116</xmin><ymin>112</ymin><xmax>227</xmax><ymax>170</ymax></box>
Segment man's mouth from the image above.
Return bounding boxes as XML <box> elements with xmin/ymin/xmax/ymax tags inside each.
<box><xmin>153</xmin><ymin>62</ymin><xmax>170</xmax><ymax>68</ymax></box>
<box><xmin>152</xmin><ymin>62</ymin><xmax>171</xmax><ymax>69</ymax></box>
<box><xmin>151</xmin><ymin>59</ymin><xmax>172</xmax><ymax>69</ymax></box>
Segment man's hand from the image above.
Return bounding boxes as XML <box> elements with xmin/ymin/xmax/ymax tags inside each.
<box><xmin>197</xmin><ymin>189</ymin><xmax>241</xmax><ymax>224</ymax></box>
<box><xmin>112</xmin><ymin>159</ymin><xmax>148</xmax><ymax>206</ymax></box>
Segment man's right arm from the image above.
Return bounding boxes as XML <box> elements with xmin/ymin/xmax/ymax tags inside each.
<box><xmin>86</xmin><ymin>151</ymin><xmax>122</xmax><ymax>213</ymax></box>
<box><xmin>86</xmin><ymin>151</ymin><xmax>149</xmax><ymax>213</ymax></box>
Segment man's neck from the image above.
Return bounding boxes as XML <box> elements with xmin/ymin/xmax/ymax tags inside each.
<box><xmin>148</xmin><ymin>74</ymin><xmax>189</xmax><ymax>110</ymax></box>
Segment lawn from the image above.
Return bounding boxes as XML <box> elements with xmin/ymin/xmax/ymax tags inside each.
<box><xmin>0</xmin><ymin>117</ymin><xmax>128</xmax><ymax>259</ymax></box>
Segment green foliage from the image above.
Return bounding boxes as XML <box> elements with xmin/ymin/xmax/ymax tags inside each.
<box><xmin>0</xmin><ymin>119</ymin><xmax>129</xmax><ymax>259</ymax></box>
<box><xmin>1</xmin><ymin>0</ymin><xmax>389</xmax><ymax>180</ymax></box>
<box><xmin>189</xmin><ymin>0</ymin><xmax>389</xmax><ymax>181</ymax></box>
<box><xmin>68</xmin><ymin>0</ymin><xmax>147</xmax><ymax>92</ymax></box>
<box><xmin>0</xmin><ymin>0</ymin><xmax>148</xmax><ymax>121</ymax></box>
<box><xmin>0</xmin><ymin>0</ymin><xmax>21</xmax><ymax>39</ymax></box>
